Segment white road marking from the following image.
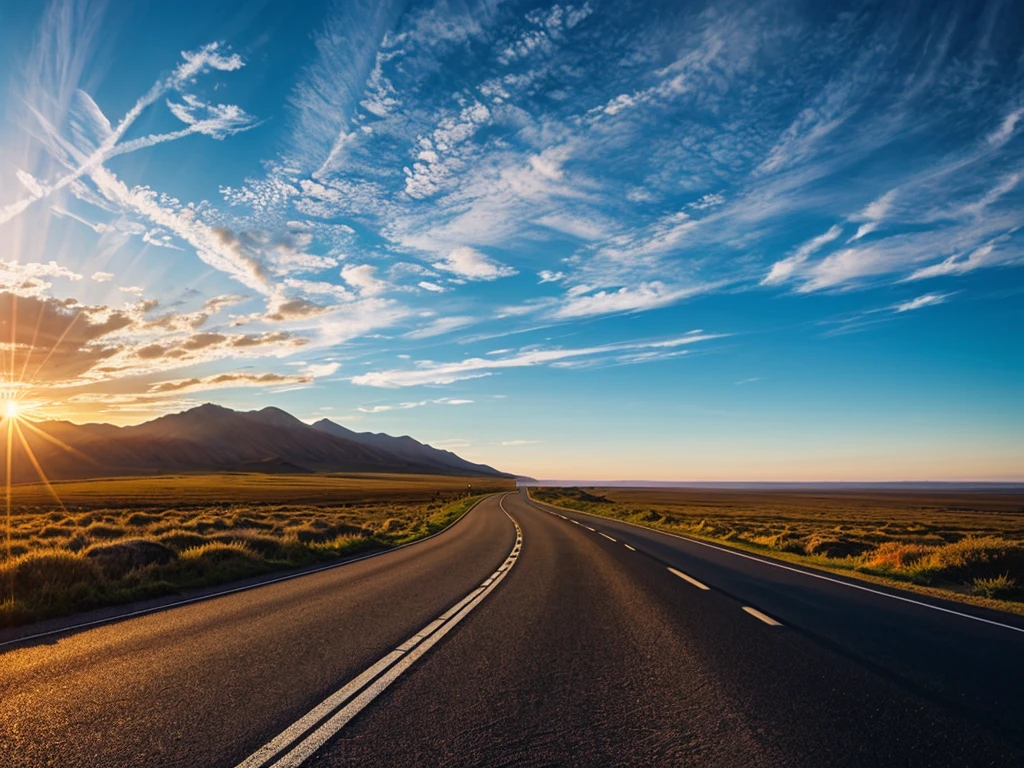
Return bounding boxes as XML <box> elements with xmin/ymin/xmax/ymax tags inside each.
<box><xmin>525</xmin><ymin>494</ymin><xmax>1024</xmax><ymax>636</ymax></box>
<box><xmin>0</xmin><ymin>495</ymin><xmax>499</xmax><ymax>652</ymax></box>
<box><xmin>668</xmin><ymin>567</ymin><xmax>710</xmax><ymax>591</ymax></box>
<box><xmin>571</xmin><ymin>520</ymin><xmax>582</xmax><ymax>526</ymax></box>
<box><xmin>742</xmin><ymin>606</ymin><xmax>782</xmax><ymax>626</ymax></box>
<box><xmin>235</xmin><ymin>494</ymin><xmax>524</xmax><ymax>768</ymax></box>
<box><xmin>599</xmin><ymin>533</ymin><xmax>616</xmax><ymax>542</ymax></box>
<box><xmin>624</xmin><ymin>544</ymin><xmax>636</xmax><ymax>552</ymax></box>
<box><xmin>584</xmin><ymin>526</ymin><xmax>596</xmax><ymax>532</ymax></box>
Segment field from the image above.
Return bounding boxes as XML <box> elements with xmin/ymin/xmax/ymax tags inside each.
<box><xmin>530</xmin><ymin>486</ymin><xmax>1024</xmax><ymax>613</ymax></box>
<box><xmin>0</xmin><ymin>473</ymin><xmax>514</xmax><ymax>628</ymax></box>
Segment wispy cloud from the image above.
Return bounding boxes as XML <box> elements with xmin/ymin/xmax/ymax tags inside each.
<box><xmin>893</xmin><ymin>293</ymin><xmax>951</xmax><ymax>313</ymax></box>
<box><xmin>356</xmin><ymin>396</ymin><xmax>473</xmax><ymax>413</ymax></box>
<box><xmin>352</xmin><ymin>331</ymin><xmax>725</xmax><ymax>387</ymax></box>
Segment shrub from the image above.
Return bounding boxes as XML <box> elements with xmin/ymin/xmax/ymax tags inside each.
<box><xmin>0</xmin><ymin>549</ymin><xmax>103</xmax><ymax>604</ymax></box>
<box><xmin>862</xmin><ymin>542</ymin><xmax>934</xmax><ymax>571</ymax></box>
<box><xmin>179</xmin><ymin>541</ymin><xmax>260</xmax><ymax>564</ymax></box>
<box><xmin>86</xmin><ymin>539</ymin><xmax>176</xmax><ymax>578</ymax></box>
<box><xmin>157</xmin><ymin>529</ymin><xmax>209</xmax><ymax>551</ymax></box>
<box><xmin>918</xmin><ymin>538</ymin><xmax>1024</xmax><ymax>582</ymax></box>
<box><xmin>124</xmin><ymin>512</ymin><xmax>160</xmax><ymax>527</ymax></box>
<box><xmin>973</xmin><ymin>575</ymin><xmax>1018</xmax><ymax>599</ymax></box>
<box><xmin>803</xmin><ymin>534</ymin><xmax>871</xmax><ymax>559</ymax></box>
<box><xmin>211</xmin><ymin>532</ymin><xmax>286</xmax><ymax>560</ymax></box>
<box><xmin>84</xmin><ymin>522</ymin><xmax>126</xmax><ymax>539</ymax></box>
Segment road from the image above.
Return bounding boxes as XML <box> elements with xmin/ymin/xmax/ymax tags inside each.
<box><xmin>2</xmin><ymin>490</ymin><xmax>1023</xmax><ymax>766</ymax></box>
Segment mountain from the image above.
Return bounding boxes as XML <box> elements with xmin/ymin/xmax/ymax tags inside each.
<box><xmin>5</xmin><ymin>404</ymin><xmax>509</xmax><ymax>482</ymax></box>
<box><xmin>312</xmin><ymin>419</ymin><xmax>504</xmax><ymax>477</ymax></box>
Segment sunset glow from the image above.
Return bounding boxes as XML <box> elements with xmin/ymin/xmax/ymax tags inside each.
<box><xmin>0</xmin><ymin>1</ymin><xmax>1018</xmax><ymax>481</ymax></box>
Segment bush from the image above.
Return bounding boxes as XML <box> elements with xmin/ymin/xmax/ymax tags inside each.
<box><xmin>0</xmin><ymin>549</ymin><xmax>103</xmax><ymax>603</ymax></box>
<box><xmin>86</xmin><ymin>539</ymin><xmax>176</xmax><ymax>578</ymax></box>
<box><xmin>918</xmin><ymin>538</ymin><xmax>1024</xmax><ymax>582</ymax></box>
<box><xmin>84</xmin><ymin>522</ymin><xmax>126</xmax><ymax>539</ymax></box>
<box><xmin>803</xmin><ymin>534</ymin><xmax>872</xmax><ymax>559</ymax></box>
<box><xmin>211</xmin><ymin>532</ymin><xmax>286</xmax><ymax>560</ymax></box>
<box><xmin>179</xmin><ymin>541</ymin><xmax>260</xmax><ymax>564</ymax></box>
<box><xmin>862</xmin><ymin>542</ymin><xmax>934</xmax><ymax>571</ymax></box>
<box><xmin>157</xmin><ymin>529</ymin><xmax>209</xmax><ymax>551</ymax></box>
<box><xmin>124</xmin><ymin>512</ymin><xmax>160</xmax><ymax>527</ymax></box>
<box><xmin>973</xmin><ymin>575</ymin><xmax>1018</xmax><ymax>599</ymax></box>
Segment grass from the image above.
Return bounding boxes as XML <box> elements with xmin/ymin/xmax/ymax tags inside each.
<box><xmin>0</xmin><ymin>473</ymin><xmax>513</xmax><ymax>629</ymax></box>
<box><xmin>529</xmin><ymin>486</ymin><xmax>1024</xmax><ymax>615</ymax></box>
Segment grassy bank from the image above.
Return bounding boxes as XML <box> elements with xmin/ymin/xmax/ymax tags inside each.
<box><xmin>530</xmin><ymin>486</ymin><xmax>1024</xmax><ymax>615</ymax></box>
<box><xmin>0</xmin><ymin>473</ymin><xmax>512</xmax><ymax>629</ymax></box>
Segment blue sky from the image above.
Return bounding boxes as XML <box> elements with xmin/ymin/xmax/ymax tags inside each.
<box><xmin>0</xmin><ymin>0</ymin><xmax>1021</xmax><ymax>480</ymax></box>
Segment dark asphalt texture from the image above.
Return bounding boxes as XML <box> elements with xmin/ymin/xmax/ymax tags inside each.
<box><xmin>3</xmin><ymin>490</ymin><xmax>1023</xmax><ymax>767</ymax></box>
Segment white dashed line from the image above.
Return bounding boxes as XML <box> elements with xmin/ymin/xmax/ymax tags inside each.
<box><xmin>624</xmin><ymin>544</ymin><xmax>636</xmax><ymax>552</ymax></box>
<box><xmin>668</xmin><ymin>567</ymin><xmax>710</xmax><ymax>591</ymax></box>
<box><xmin>526</xmin><ymin>493</ymin><xmax>1024</xmax><ymax>636</ymax></box>
<box><xmin>742</xmin><ymin>606</ymin><xmax>782</xmax><ymax>626</ymax></box>
<box><xmin>599</xmin><ymin>533</ymin><xmax>616</xmax><ymax>542</ymax></box>
<box><xmin>584</xmin><ymin>526</ymin><xmax>596</xmax><ymax>532</ymax></box>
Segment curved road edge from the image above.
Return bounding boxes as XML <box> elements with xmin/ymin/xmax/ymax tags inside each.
<box><xmin>524</xmin><ymin>488</ymin><xmax>1024</xmax><ymax>633</ymax></box>
<box><xmin>0</xmin><ymin>492</ymin><xmax>503</xmax><ymax>652</ymax></box>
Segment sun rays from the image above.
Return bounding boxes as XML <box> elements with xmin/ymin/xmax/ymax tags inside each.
<box><xmin>1</xmin><ymin>293</ymin><xmax>82</xmax><ymax>566</ymax></box>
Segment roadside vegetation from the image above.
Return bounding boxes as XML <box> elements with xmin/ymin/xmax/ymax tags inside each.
<box><xmin>0</xmin><ymin>473</ymin><xmax>513</xmax><ymax>628</ymax></box>
<box><xmin>531</xmin><ymin>486</ymin><xmax>1024</xmax><ymax>614</ymax></box>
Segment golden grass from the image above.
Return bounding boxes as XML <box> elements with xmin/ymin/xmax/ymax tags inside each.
<box><xmin>0</xmin><ymin>473</ymin><xmax>513</xmax><ymax>628</ymax></box>
<box><xmin>4</xmin><ymin>472</ymin><xmax>511</xmax><ymax>508</ymax></box>
<box><xmin>531</xmin><ymin>486</ymin><xmax>1024</xmax><ymax>614</ymax></box>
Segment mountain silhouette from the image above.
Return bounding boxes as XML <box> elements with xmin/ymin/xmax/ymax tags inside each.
<box><xmin>5</xmin><ymin>404</ymin><xmax>508</xmax><ymax>482</ymax></box>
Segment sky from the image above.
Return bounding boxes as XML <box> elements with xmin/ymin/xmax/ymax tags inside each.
<box><xmin>0</xmin><ymin>0</ymin><xmax>1021</xmax><ymax>481</ymax></box>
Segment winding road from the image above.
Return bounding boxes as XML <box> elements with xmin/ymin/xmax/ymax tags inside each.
<box><xmin>2</xmin><ymin>491</ymin><xmax>1023</xmax><ymax>767</ymax></box>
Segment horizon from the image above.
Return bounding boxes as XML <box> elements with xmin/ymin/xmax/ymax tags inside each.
<box><xmin>0</xmin><ymin>0</ymin><xmax>1021</xmax><ymax>482</ymax></box>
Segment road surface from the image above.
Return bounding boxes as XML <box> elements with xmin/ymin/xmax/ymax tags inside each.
<box><xmin>2</xmin><ymin>491</ymin><xmax>1023</xmax><ymax>767</ymax></box>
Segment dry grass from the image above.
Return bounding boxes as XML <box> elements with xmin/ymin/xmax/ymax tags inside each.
<box><xmin>531</xmin><ymin>486</ymin><xmax>1024</xmax><ymax>613</ymax></box>
<box><xmin>0</xmin><ymin>473</ymin><xmax>513</xmax><ymax>628</ymax></box>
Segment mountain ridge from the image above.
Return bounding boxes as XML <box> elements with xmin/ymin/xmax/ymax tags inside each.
<box><xmin>311</xmin><ymin>418</ymin><xmax>504</xmax><ymax>477</ymax></box>
<box><xmin>4</xmin><ymin>404</ymin><xmax>509</xmax><ymax>482</ymax></box>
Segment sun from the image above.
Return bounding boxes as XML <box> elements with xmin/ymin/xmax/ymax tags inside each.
<box><xmin>4</xmin><ymin>400</ymin><xmax>19</xmax><ymax>419</ymax></box>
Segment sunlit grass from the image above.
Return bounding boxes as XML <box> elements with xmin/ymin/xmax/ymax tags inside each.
<box><xmin>0</xmin><ymin>473</ymin><xmax>511</xmax><ymax>628</ymax></box>
<box><xmin>531</xmin><ymin>486</ymin><xmax>1024</xmax><ymax>613</ymax></box>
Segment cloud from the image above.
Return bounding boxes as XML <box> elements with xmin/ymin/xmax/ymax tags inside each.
<box><xmin>553</xmin><ymin>282</ymin><xmax>710</xmax><ymax>319</ymax></box>
<box><xmin>352</xmin><ymin>331</ymin><xmax>725</xmax><ymax>387</ymax></box>
<box><xmin>405</xmin><ymin>315</ymin><xmax>476</xmax><ymax>339</ymax></box>
<box><xmin>893</xmin><ymin>293</ymin><xmax>950</xmax><ymax>313</ymax></box>
<box><xmin>431</xmin><ymin>247</ymin><xmax>517</xmax><ymax>281</ymax></box>
<box><xmin>148</xmin><ymin>371</ymin><xmax>309</xmax><ymax>395</ymax></box>
<box><xmin>302</xmin><ymin>361</ymin><xmax>341</xmax><ymax>377</ymax></box>
<box><xmin>538</xmin><ymin>270</ymin><xmax>565</xmax><ymax>283</ymax></box>
<box><xmin>356</xmin><ymin>396</ymin><xmax>473</xmax><ymax>413</ymax></box>
<box><xmin>848</xmin><ymin>189</ymin><xmax>897</xmax><ymax>242</ymax></box>
<box><xmin>762</xmin><ymin>225</ymin><xmax>844</xmax><ymax>286</ymax></box>
<box><xmin>340</xmin><ymin>264</ymin><xmax>388</xmax><ymax>296</ymax></box>
<box><xmin>91</xmin><ymin>272</ymin><xmax>114</xmax><ymax>282</ymax></box>
<box><xmin>905</xmin><ymin>244</ymin><xmax>998</xmax><ymax>281</ymax></box>
<box><xmin>987</xmin><ymin>106</ymin><xmax>1024</xmax><ymax>147</ymax></box>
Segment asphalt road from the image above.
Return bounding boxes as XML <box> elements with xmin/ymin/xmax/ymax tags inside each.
<box><xmin>3</xmin><ymin>490</ymin><xmax>1023</xmax><ymax>767</ymax></box>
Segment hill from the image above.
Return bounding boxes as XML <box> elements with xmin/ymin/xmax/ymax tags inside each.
<box><xmin>5</xmin><ymin>404</ymin><xmax>508</xmax><ymax>482</ymax></box>
<box><xmin>312</xmin><ymin>419</ymin><xmax>504</xmax><ymax>477</ymax></box>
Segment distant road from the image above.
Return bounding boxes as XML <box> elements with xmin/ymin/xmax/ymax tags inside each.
<box><xmin>3</xmin><ymin>491</ymin><xmax>1023</xmax><ymax>766</ymax></box>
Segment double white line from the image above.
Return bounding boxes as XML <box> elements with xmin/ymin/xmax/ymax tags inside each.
<box><xmin>236</xmin><ymin>495</ymin><xmax>523</xmax><ymax>768</ymax></box>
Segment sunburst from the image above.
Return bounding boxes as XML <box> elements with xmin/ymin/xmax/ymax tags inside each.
<box><xmin>2</xmin><ymin>294</ymin><xmax>82</xmax><ymax>575</ymax></box>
